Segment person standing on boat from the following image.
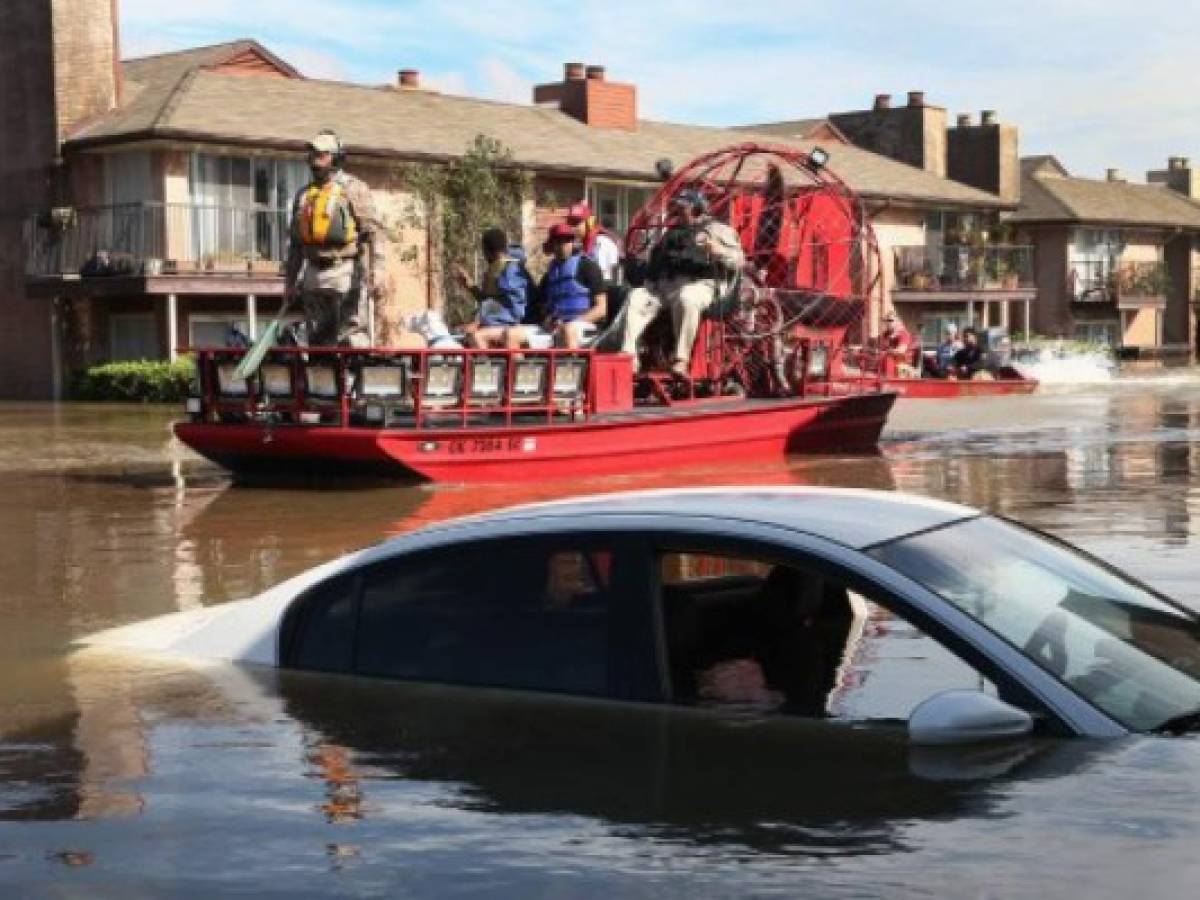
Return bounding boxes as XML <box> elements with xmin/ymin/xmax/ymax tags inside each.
<box><xmin>454</xmin><ymin>227</ymin><xmax>532</xmax><ymax>349</ymax></box>
<box><xmin>880</xmin><ymin>311</ymin><xmax>916</xmax><ymax>376</ymax></box>
<box><xmin>284</xmin><ymin>130</ymin><xmax>385</xmax><ymax>347</ymax></box>
<box><xmin>612</xmin><ymin>189</ymin><xmax>744</xmax><ymax>376</ymax></box>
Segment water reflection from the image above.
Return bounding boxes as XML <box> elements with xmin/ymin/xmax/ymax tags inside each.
<box><xmin>1</xmin><ymin>385</ymin><xmax>1199</xmax><ymax>893</ymax></box>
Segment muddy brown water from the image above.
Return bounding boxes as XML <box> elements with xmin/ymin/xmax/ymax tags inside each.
<box><xmin>1</xmin><ymin>379</ymin><xmax>1199</xmax><ymax>897</ymax></box>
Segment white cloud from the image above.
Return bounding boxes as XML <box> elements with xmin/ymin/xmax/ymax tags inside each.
<box><xmin>114</xmin><ymin>0</ymin><xmax>1200</xmax><ymax>180</ymax></box>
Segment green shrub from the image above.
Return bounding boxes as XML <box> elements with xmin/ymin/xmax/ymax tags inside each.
<box><xmin>71</xmin><ymin>357</ymin><xmax>195</xmax><ymax>403</ymax></box>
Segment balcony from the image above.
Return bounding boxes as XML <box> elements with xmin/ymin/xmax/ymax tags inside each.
<box><xmin>893</xmin><ymin>245</ymin><xmax>1035</xmax><ymax>298</ymax></box>
<box><xmin>1068</xmin><ymin>260</ymin><xmax>1169</xmax><ymax>309</ymax></box>
<box><xmin>23</xmin><ymin>203</ymin><xmax>289</xmax><ymax>297</ymax></box>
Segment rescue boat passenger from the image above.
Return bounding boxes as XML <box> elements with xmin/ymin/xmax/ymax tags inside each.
<box><xmin>952</xmin><ymin>326</ymin><xmax>986</xmax><ymax>379</ymax></box>
<box><xmin>566</xmin><ymin>202</ymin><xmax>622</xmax><ymax>283</ymax></box>
<box><xmin>610</xmin><ymin>189</ymin><xmax>744</xmax><ymax>376</ymax></box>
<box><xmin>509</xmin><ymin>223</ymin><xmax>607</xmax><ymax>350</ymax></box>
<box><xmin>454</xmin><ymin>227</ymin><xmax>532</xmax><ymax>349</ymax></box>
<box><xmin>930</xmin><ymin>322</ymin><xmax>962</xmax><ymax>377</ymax></box>
<box><xmin>284</xmin><ymin>130</ymin><xmax>385</xmax><ymax>347</ymax></box>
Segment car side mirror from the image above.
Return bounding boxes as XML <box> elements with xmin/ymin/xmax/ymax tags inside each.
<box><xmin>908</xmin><ymin>689</ymin><xmax>1034</xmax><ymax>746</ymax></box>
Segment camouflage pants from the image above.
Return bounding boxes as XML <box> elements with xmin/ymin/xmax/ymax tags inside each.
<box><xmin>299</xmin><ymin>284</ymin><xmax>369</xmax><ymax>348</ymax></box>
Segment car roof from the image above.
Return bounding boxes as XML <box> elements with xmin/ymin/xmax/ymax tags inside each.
<box><xmin>413</xmin><ymin>487</ymin><xmax>980</xmax><ymax>551</ymax></box>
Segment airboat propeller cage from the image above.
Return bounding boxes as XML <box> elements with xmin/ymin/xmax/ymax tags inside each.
<box><xmin>624</xmin><ymin>142</ymin><xmax>884</xmax><ymax>358</ymax></box>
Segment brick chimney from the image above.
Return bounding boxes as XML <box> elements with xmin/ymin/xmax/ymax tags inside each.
<box><xmin>398</xmin><ymin>68</ymin><xmax>420</xmax><ymax>89</ymax></box>
<box><xmin>533</xmin><ymin>62</ymin><xmax>638</xmax><ymax>131</ymax></box>
<box><xmin>1147</xmin><ymin>155</ymin><xmax>1199</xmax><ymax>200</ymax></box>
<box><xmin>946</xmin><ymin>108</ymin><xmax>1020</xmax><ymax>202</ymax></box>
<box><xmin>829</xmin><ymin>90</ymin><xmax>947</xmax><ymax>176</ymax></box>
<box><xmin>1106</xmin><ymin>168</ymin><xmax>1125</xmax><ymax>183</ymax></box>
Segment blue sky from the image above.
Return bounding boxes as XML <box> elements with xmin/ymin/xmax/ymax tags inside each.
<box><xmin>119</xmin><ymin>0</ymin><xmax>1200</xmax><ymax>181</ymax></box>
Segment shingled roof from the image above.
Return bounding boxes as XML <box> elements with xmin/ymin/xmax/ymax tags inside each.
<box><xmin>70</xmin><ymin>43</ymin><xmax>1010</xmax><ymax>211</ymax></box>
<box><xmin>1014</xmin><ymin>156</ymin><xmax>1200</xmax><ymax>229</ymax></box>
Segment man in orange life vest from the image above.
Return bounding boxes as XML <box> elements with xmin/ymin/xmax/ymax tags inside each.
<box><xmin>284</xmin><ymin>130</ymin><xmax>385</xmax><ymax>346</ymax></box>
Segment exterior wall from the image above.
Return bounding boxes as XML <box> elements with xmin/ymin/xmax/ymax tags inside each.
<box><xmin>1123</xmin><ymin>307</ymin><xmax>1159</xmax><ymax>348</ymax></box>
<box><xmin>1023</xmin><ymin>225</ymin><xmax>1071</xmax><ymax>336</ymax></box>
<box><xmin>0</xmin><ymin>0</ymin><xmax>121</xmax><ymax>398</ymax></box>
<box><xmin>870</xmin><ymin>205</ymin><xmax>926</xmax><ymax>335</ymax></box>
<box><xmin>1162</xmin><ymin>234</ymin><xmax>1194</xmax><ymax>352</ymax></box>
<box><xmin>1121</xmin><ymin>233</ymin><xmax>1162</xmax><ymax>264</ymax></box>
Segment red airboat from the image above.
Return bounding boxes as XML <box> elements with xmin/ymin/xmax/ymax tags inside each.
<box><xmin>174</xmin><ymin>144</ymin><xmax>898</xmax><ymax>483</ymax></box>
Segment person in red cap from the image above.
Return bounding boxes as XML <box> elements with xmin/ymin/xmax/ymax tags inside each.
<box><xmin>510</xmin><ymin>222</ymin><xmax>607</xmax><ymax>349</ymax></box>
<box><xmin>567</xmin><ymin>201</ymin><xmax>621</xmax><ymax>283</ymax></box>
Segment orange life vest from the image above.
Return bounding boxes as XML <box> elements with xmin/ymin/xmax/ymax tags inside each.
<box><xmin>295</xmin><ymin>176</ymin><xmax>357</xmax><ymax>248</ymax></box>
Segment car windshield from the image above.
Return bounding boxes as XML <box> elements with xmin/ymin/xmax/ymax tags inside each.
<box><xmin>869</xmin><ymin>516</ymin><xmax>1200</xmax><ymax>732</ymax></box>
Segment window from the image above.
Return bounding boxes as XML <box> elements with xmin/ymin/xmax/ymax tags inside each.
<box><xmin>658</xmin><ymin>551</ymin><xmax>995</xmax><ymax>719</ymax></box>
<box><xmin>920</xmin><ymin>313</ymin><xmax>969</xmax><ymax>346</ymax></box>
<box><xmin>282</xmin><ymin>537</ymin><xmax>658</xmax><ymax>702</ymax></box>
<box><xmin>109</xmin><ymin>313</ymin><xmax>159</xmax><ymax>361</ymax></box>
<box><xmin>189</xmin><ymin>316</ymin><xmax>250</xmax><ymax>349</ymax></box>
<box><xmin>1073</xmin><ymin>321</ymin><xmax>1119</xmax><ymax>346</ymax></box>
<box><xmin>188</xmin><ymin>153</ymin><xmax>306</xmax><ymax>262</ymax></box>
<box><xmin>585</xmin><ymin>182</ymin><xmax>657</xmax><ymax>236</ymax></box>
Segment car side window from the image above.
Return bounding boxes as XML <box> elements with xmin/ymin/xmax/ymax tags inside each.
<box><xmin>350</xmin><ymin>538</ymin><xmax>657</xmax><ymax>701</ymax></box>
<box><xmin>284</xmin><ymin>574</ymin><xmax>360</xmax><ymax>673</ymax></box>
<box><xmin>659</xmin><ymin>551</ymin><xmax>995</xmax><ymax>720</ymax></box>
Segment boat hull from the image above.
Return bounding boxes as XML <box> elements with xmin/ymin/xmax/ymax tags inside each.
<box><xmin>882</xmin><ymin>376</ymin><xmax>1038</xmax><ymax>399</ymax></box>
<box><xmin>174</xmin><ymin>391</ymin><xmax>897</xmax><ymax>483</ymax></box>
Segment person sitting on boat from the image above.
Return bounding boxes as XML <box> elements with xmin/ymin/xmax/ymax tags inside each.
<box><xmin>454</xmin><ymin>227</ymin><xmax>532</xmax><ymax>349</ymax></box>
<box><xmin>510</xmin><ymin>223</ymin><xmax>608</xmax><ymax>350</ymax></box>
<box><xmin>567</xmin><ymin>202</ymin><xmax>622</xmax><ymax>283</ymax></box>
<box><xmin>924</xmin><ymin>322</ymin><xmax>962</xmax><ymax>378</ymax></box>
<box><xmin>951</xmin><ymin>326</ymin><xmax>986</xmax><ymax>379</ymax></box>
<box><xmin>611</xmin><ymin>189</ymin><xmax>744</xmax><ymax>377</ymax></box>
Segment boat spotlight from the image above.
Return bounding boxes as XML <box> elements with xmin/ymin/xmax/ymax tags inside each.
<box><xmin>260</xmin><ymin>363</ymin><xmax>293</xmax><ymax>397</ymax></box>
<box><xmin>552</xmin><ymin>356</ymin><xmax>588</xmax><ymax>400</ymax></box>
<box><xmin>809</xmin><ymin>146</ymin><xmax>830</xmax><ymax>169</ymax></box>
<box><xmin>358</xmin><ymin>365</ymin><xmax>406</xmax><ymax>398</ymax></box>
<box><xmin>422</xmin><ymin>356</ymin><xmax>464</xmax><ymax>407</ymax></box>
<box><xmin>305</xmin><ymin>365</ymin><xmax>340</xmax><ymax>401</ymax></box>
<box><xmin>469</xmin><ymin>356</ymin><xmax>507</xmax><ymax>404</ymax></box>
<box><xmin>807</xmin><ymin>343</ymin><xmax>830</xmax><ymax>377</ymax></box>
<box><xmin>216</xmin><ymin>362</ymin><xmax>250</xmax><ymax>398</ymax></box>
<box><xmin>511</xmin><ymin>356</ymin><xmax>548</xmax><ymax>404</ymax></box>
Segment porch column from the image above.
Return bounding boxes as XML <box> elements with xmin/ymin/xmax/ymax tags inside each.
<box><xmin>1024</xmin><ymin>300</ymin><xmax>1031</xmax><ymax>338</ymax></box>
<box><xmin>167</xmin><ymin>293</ymin><xmax>178</xmax><ymax>362</ymax></box>
<box><xmin>50</xmin><ymin>298</ymin><xmax>63</xmax><ymax>402</ymax></box>
<box><xmin>247</xmin><ymin>294</ymin><xmax>258</xmax><ymax>340</ymax></box>
<box><xmin>967</xmin><ymin>301</ymin><xmax>975</xmax><ymax>326</ymax></box>
<box><xmin>1001</xmin><ymin>300</ymin><xmax>1011</xmax><ymax>330</ymax></box>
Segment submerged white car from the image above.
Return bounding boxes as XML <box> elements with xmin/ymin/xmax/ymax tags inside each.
<box><xmin>86</xmin><ymin>488</ymin><xmax>1200</xmax><ymax>744</ymax></box>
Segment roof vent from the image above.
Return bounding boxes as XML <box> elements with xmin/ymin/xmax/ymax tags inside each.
<box><xmin>907</xmin><ymin>90</ymin><xmax>926</xmax><ymax>108</ymax></box>
<box><xmin>981</xmin><ymin>110</ymin><xmax>998</xmax><ymax>126</ymax></box>
<box><xmin>564</xmin><ymin>62</ymin><xmax>585</xmax><ymax>81</ymax></box>
<box><xmin>873</xmin><ymin>93</ymin><xmax>892</xmax><ymax>110</ymax></box>
<box><xmin>956</xmin><ymin>113</ymin><xmax>971</xmax><ymax>127</ymax></box>
<box><xmin>398</xmin><ymin>69</ymin><xmax>420</xmax><ymax>89</ymax></box>
<box><xmin>585</xmin><ymin>65</ymin><xmax>606</xmax><ymax>81</ymax></box>
<box><xmin>1106</xmin><ymin>168</ymin><xmax>1125</xmax><ymax>183</ymax></box>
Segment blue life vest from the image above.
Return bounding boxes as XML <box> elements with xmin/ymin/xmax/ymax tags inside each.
<box><xmin>544</xmin><ymin>253</ymin><xmax>592</xmax><ymax>321</ymax></box>
<box><xmin>479</xmin><ymin>245</ymin><xmax>531</xmax><ymax>326</ymax></box>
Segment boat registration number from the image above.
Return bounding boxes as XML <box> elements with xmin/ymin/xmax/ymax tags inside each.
<box><xmin>447</xmin><ymin>437</ymin><xmax>537</xmax><ymax>454</ymax></box>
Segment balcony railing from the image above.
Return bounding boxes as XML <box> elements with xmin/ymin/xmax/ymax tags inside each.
<box><xmin>23</xmin><ymin>203</ymin><xmax>290</xmax><ymax>278</ymax></box>
<box><xmin>894</xmin><ymin>244</ymin><xmax>1034</xmax><ymax>292</ymax></box>
<box><xmin>1068</xmin><ymin>259</ymin><xmax>1170</xmax><ymax>305</ymax></box>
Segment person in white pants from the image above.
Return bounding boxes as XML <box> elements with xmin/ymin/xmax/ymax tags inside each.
<box><xmin>614</xmin><ymin>190</ymin><xmax>743</xmax><ymax>376</ymax></box>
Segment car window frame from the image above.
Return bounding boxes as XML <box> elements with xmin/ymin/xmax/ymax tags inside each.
<box><xmin>646</xmin><ymin>532</ymin><xmax>1066</xmax><ymax>731</ymax></box>
<box><xmin>280</xmin><ymin>530</ymin><xmax>667</xmax><ymax>703</ymax></box>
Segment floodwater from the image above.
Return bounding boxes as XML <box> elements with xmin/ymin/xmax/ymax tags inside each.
<box><xmin>2</xmin><ymin>378</ymin><xmax>1199</xmax><ymax>897</ymax></box>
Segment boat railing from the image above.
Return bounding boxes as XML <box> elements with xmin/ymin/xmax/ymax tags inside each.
<box><xmin>184</xmin><ymin>347</ymin><xmax>634</xmax><ymax>430</ymax></box>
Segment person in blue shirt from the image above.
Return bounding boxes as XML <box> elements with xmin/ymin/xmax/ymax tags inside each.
<box><xmin>455</xmin><ymin>227</ymin><xmax>532</xmax><ymax>349</ymax></box>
